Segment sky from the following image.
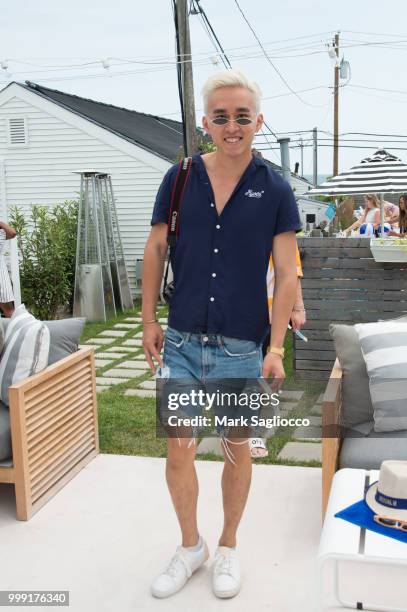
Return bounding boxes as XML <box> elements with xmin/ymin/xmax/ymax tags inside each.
<box><xmin>1</xmin><ymin>0</ymin><xmax>407</xmax><ymax>176</ymax></box>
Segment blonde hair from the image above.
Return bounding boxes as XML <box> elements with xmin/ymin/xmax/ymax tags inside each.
<box><xmin>364</xmin><ymin>194</ymin><xmax>380</xmax><ymax>208</ymax></box>
<box><xmin>202</xmin><ymin>69</ymin><xmax>262</xmax><ymax>114</ymax></box>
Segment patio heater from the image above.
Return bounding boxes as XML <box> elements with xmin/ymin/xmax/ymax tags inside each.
<box><xmin>73</xmin><ymin>171</ymin><xmax>131</xmax><ymax>322</ymax></box>
<box><xmin>96</xmin><ymin>174</ymin><xmax>133</xmax><ymax>311</ymax></box>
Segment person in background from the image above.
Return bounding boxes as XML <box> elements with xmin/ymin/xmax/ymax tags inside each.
<box><xmin>344</xmin><ymin>194</ymin><xmax>381</xmax><ymax>236</ymax></box>
<box><xmin>383</xmin><ymin>200</ymin><xmax>400</xmax><ymax>225</ymax></box>
<box><xmin>250</xmin><ymin>245</ymin><xmax>306</xmax><ymax>458</ymax></box>
<box><xmin>388</xmin><ymin>194</ymin><xmax>407</xmax><ymax>237</ymax></box>
<box><xmin>0</xmin><ymin>220</ymin><xmax>16</xmax><ymax>317</ymax></box>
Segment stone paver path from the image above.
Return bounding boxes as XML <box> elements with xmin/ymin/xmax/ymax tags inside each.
<box><xmin>99</xmin><ymin>330</ymin><xmax>128</xmax><ymax>338</ymax></box>
<box><xmin>86</xmin><ymin>315</ymin><xmax>323</xmax><ymax>465</ymax></box>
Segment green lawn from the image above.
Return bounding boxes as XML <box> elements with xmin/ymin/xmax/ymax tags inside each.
<box><xmin>83</xmin><ymin>304</ymin><xmax>324</xmax><ymax>465</ymax></box>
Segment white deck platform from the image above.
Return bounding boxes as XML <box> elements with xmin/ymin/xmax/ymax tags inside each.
<box><xmin>0</xmin><ymin>455</ymin><xmax>344</xmax><ymax>612</ymax></box>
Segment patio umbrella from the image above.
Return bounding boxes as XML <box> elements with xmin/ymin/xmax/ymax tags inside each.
<box><xmin>307</xmin><ymin>149</ymin><xmax>407</xmax><ymax>233</ymax></box>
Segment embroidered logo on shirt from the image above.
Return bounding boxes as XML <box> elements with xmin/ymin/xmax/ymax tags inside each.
<box><xmin>245</xmin><ymin>189</ymin><xmax>264</xmax><ymax>198</ymax></box>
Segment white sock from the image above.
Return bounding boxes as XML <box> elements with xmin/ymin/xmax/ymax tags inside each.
<box><xmin>184</xmin><ymin>535</ymin><xmax>203</xmax><ymax>553</ymax></box>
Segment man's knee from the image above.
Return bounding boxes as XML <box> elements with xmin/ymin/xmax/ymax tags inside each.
<box><xmin>167</xmin><ymin>438</ymin><xmax>196</xmax><ymax>470</ymax></box>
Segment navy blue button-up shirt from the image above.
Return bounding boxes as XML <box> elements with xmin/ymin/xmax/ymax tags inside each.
<box><xmin>151</xmin><ymin>153</ymin><xmax>301</xmax><ymax>344</ymax></box>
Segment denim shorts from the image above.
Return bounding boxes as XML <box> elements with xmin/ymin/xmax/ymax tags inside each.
<box><xmin>157</xmin><ymin>327</ymin><xmax>265</xmax><ymax>444</ymax></box>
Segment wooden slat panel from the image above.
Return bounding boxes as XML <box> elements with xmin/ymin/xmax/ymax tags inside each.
<box><xmin>302</xmin><ymin>289</ymin><xmax>407</xmax><ymax>301</ymax></box>
<box><xmin>302</xmin><ymin>278</ymin><xmax>405</xmax><ymax>290</ymax></box>
<box><xmin>294</xmin><ymin>350</ymin><xmax>336</xmax><ymax>361</ymax></box>
<box><xmin>295</xmin><ymin>359</ymin><xmax>336</xmax><ymax>371</ymax></box>
<box><xmin>25</xmin><ymin>360</ymin><xmax>91</xmax><ymax>407</ymax></box>
<box><xmin>301</xmin><ymin>247</ymin><xmax>373</xmax><ymax>258</ymax></box>
<box><xmin>295</xmin><ymin>370</ymin><xmax>330</xmax><ymax>381</ymax></box>
<box><xmin>293</xmin><ymin>339</ymin><xmax>334</xmax><ymax>350</ymax></box>
<box><xmin>303</xmin><ymin>268</ymin><xmax>406</xmax><ymax>279</ymax></box>
<box><xmin>26</xmin><ymin>379</ymin><xmax>93</xmax><ymax>431</ymax></box>
<box><xmin>303</xmin><ymin>300</ymin><xmax>407</xmax><ymax>312</ymax></box>
<box><xmin>31</xmin><ymin>441</ymin><xmax>95</xmax><ymax>502</ymax></box>
<box><xmin>30</xmin><ymin>423</ymin><xmax>94</xmax><ymax>484</ymax></box>
<box><xmin>28</xmin><ymin>412</ymin><xmax>94</xmax><ymax>464</ymax></box>
<box><xmin>305</xmin><ymin>310</ymin><xmax>405</xmax><ymax>322</ymax></box>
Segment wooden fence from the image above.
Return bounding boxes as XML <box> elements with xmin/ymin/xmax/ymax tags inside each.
<box><xmin>294</xmin><ymin>237</ymin><xmax>407</xmax><ymax>380</ymax></box>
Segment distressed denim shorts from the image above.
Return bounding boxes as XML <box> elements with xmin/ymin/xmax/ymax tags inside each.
<box><xmin>158</xmin><ymin>327</ymin><xmax>264</xmax><ymax>460</ymax></box>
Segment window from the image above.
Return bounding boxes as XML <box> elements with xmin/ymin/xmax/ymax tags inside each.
<box><xmin>7</xmin><ymin>117</ymin><xmax>28</xmax><ymax>147</ymax></box>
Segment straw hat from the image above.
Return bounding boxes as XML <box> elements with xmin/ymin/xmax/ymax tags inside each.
<box><xmin>365</xmin><ymin>460</ymin><xmax>407</xmax><ymax>520</ymax></box>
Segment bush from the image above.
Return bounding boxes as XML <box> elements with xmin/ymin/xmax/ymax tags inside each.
<box><xmin>9</xmin><ymin>201</ymin><xmax>78</xmax><ymax>320</ymax></box>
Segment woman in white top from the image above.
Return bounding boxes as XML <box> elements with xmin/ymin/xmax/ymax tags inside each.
<box><xmin>0</xmin><ymin>220</ymin><xmax>16</xmax><ymax>317</ymax></box>
<box><xmin>344</xmin><ymin>194</ymin><xmax>381</xmax><ymax>235</ymax></box>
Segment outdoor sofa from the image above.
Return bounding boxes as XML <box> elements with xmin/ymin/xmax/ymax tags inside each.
<box><xmin>321</xmin><ymin>319</ymin><xmax>407</xmax><ymax>519</ymax></box>
<box><xmin>0</xmin><ymin>316</ymin><xmax>99</xmax><ymax>520</ymax></box>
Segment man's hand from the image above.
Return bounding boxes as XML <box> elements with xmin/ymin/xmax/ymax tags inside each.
<box><xmin>262</xmin><ymin>352</ymin><xmax>285</xmax><ymax>391</ymax></box>
<box><xmin>290</xmin><ymin>308</ymin><xmax>306</xmax><ymax>331</ymax></box>
<box><xmin>143</xmin><ymin>323</ymin><xmax>164</xmax><ymax>374</ymax></box>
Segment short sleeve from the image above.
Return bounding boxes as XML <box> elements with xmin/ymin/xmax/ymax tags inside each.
<box><xmin>150</xmin><ymin>164</ymin><xmax>179</xmax><ymax>226</ymax></box>
<box><xmin>274</xmin><ymin>180</ymin><xmax>302</xmax><ymax>236</ymax></box>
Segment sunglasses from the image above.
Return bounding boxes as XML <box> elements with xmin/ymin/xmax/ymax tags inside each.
<box><xmin>374</xmin><ymin>514</ymin><xmax>407</xmax><ymax>531</ymax></box>
<box><xmin>209</xmin><ymin>116</ymin><xmax>255</xmax><ymax>126</ymax></box>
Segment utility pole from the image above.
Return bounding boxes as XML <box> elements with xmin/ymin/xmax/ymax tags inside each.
<box><xmin>176</xmin><ymin>0</ymin><xmax>198</xmax><ymax>156</ymax></box>
<box><xmin>299</xmin><ymin>137</ymin><xmax>304</xmax><ymax>177</ymax></box>
<box><xmin>312</xmin><ymin>127</ymin><xmax>318</xmax><ymax>186</ymax></box>
<box><xmin>333</xmin><ymin>32</ymin><xmax>340</xmax><ymax>176</ymax></box>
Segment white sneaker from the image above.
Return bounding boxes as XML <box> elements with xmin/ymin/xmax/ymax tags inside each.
<box><xmin>212</xmin><ymin>546</ymin><xmax>241</xmax><ymax>598</ymax></box>
<box><xmin>151</xmin><ymin>538</ymin><xmax>209</xmax><ymax>598</ymax></box>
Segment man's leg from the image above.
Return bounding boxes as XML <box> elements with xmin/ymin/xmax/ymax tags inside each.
<box><xmin>219</xmin><ymin>437</ymin><xmax>252</xmax><ymax>547</ymax></box>
<box><xmin>166</xmin><ymin>436</ymin><xmax>200</xmax><ymax>547</ymax></box>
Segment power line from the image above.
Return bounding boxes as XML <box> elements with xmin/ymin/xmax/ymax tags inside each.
<box><xmin>233</xmin><ymin>0</ymin><xmax>327</xmax><ymax>108</ymax></box>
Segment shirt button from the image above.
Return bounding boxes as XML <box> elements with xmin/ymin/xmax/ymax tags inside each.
<box><xmin>210</xmin><ymin>203</ymin><xmax>215</xmax><ymax>207</ymax></box>
<box><xmin>210</xmin><ymin>297</ymin><xmax>215</xmax><ymax>302</ymax></box>
<box><xmin>216</xmin><ymin>224</ymin><xmax>220</xmax><ymax>229</ymax></box>
<box><xmin>212</xmin><ymin>273</ymin><xmax>216</xmax><ymax>277</ymax></box>
<box><xmin>214</xmin><ymin>248</ymin><xmax>219</xmax><ymax>253</ymax></box>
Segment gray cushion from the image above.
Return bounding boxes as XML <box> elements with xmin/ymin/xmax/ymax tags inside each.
<box><xmin>330</xmin><ymin>323</ymin><xmax>373</xmax><ymax>426</ymax></box>
<box><xmin>1</xmin><ymin>317</ymin><xmax>85</xmax><ymax>365</ymax></box>
<box><xmin>0</xmin><ymin>401</ymin><xmax>11</xmax><ymax>462</ymax></box>
<box><xmin>340</xmin><ymin>421</ymin><xmax>407</xmax><ymax>470</ymax></box>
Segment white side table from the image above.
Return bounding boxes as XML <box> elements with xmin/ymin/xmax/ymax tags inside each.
<box><xmin>318</xmin><ymin>468</ymin><xmax>407</xmax><ymax>611</ymax></box>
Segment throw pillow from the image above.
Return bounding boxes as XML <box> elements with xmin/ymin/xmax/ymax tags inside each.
<box><xmin>354</xmin><ymin>320</ymin><xmax>407</xmax><ymax>433</ymax></box>
<box><xmin>1</xmin><ymin>317</ymin><xmax>85</xmax><ymax>365</ymax></box>
<box><xmin>329</xmin><ymin>324</ymin><xmax>373</xmax><ymax>427</ymax></box>
<box><xmin>0</xmin><ymin>304</ymin><xmax>50</xmax><ymax>405</ymax></box>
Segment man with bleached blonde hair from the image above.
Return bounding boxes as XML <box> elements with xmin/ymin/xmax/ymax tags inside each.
<box><xmin>142</xmin><ymin>69</ymin><xmax>300</xmax><ymax>599</ymax></box>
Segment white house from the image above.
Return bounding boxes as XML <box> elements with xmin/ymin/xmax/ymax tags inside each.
<box><xmin>0</xmin><ymin>81</ymin><xmax>312</xmax><ymax>300</ymax></box>
<box><xmin>296</xmin><ymin>196</ymin><xmax>331</xmax><ymax>228</ymax></box>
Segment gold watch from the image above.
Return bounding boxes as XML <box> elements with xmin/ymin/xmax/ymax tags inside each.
<box><xmin>268</xmin><ymin>346</ymin><xmax>285</xmax><ymax>358</ymax></box>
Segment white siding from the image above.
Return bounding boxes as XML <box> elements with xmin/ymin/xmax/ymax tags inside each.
<box><xmin>290</xmin><ymin>174</ymin><xmax>312</xmax><ymax>196</ymax></box>
<box><xmin>0</xmin><ymin>95</ymin><xmax>171</xmax><ymax>297</ymax></box>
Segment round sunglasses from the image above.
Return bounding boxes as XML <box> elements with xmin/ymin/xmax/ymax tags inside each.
<box><xmin>209</xmin><ymin>116</ymin><xmax>255</xmax><ymax>126</ymax></box>
<box><xmin>374</xmin><ymin>514</ymin><xmax>407</xmax><ymax>532</ymax></box>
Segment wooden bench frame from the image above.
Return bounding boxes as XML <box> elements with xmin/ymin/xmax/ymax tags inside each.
<box><xmin>0</xmin><ymin>347</ymin><xmax>99</xmax><ymax>520</ymax></box>
<box><xmin>322</xmin><ymin>358</ymin><xmax>343</xmax><ymax>520</ymax></box>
